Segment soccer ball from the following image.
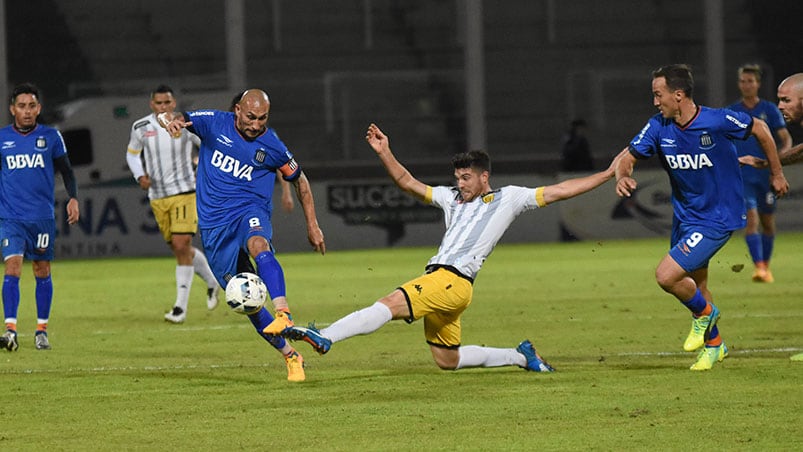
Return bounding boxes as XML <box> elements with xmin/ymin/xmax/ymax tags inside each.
<box><xmin>225</xmin><ymin>272</ymin><xmax>268</xmax><ymax>315</ymax></box>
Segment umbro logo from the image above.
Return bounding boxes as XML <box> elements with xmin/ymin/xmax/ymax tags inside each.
<box><xmin>216</xmin><ymin>134</ymin><xmax>234</xmax><ymax>147</ymax></box>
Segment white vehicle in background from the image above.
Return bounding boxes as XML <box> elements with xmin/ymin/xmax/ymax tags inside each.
<box><xmin>55</xmin><ymin>90</ymin><xmax>235</xmax><ymax>186</ymax></box>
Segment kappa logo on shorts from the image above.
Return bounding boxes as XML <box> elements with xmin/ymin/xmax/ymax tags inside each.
<box><xmin>414</xmin><ymin>284</ymin><xmax>423</xmax><ymax>294</ymax></box>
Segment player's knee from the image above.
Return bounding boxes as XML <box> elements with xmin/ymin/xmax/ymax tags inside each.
<box><xmin>654</xmin><ymin>272</ymin><xmax>676</xmax><ymax>293</ymax></box>
<box><xmin>434</xmin><ymin>358</ymin><xmax>458</xmax><ymax>371</ymax></box>
<box><xmin>431</xmin><ymin>347</ymin><xmax>459</xmax><ymax>370</ymax></box>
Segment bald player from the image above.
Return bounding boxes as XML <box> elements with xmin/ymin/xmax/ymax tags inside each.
<box><xmin>158</xmin><ymin>89</ymin><xmax>325</xmax><ymax>381</ymax></box>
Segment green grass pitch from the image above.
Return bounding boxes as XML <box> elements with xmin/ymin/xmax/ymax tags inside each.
<box><xmin>1</xmin><ymin>233</ymin><xmax>801</xmax><ymax>450</ymax></box>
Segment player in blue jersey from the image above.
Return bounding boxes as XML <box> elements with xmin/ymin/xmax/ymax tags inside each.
<box><xmin>0</xmin><ymin>83</ymin><xmax>80</xmax><ymax>352</ymax></box>
<box><xmin>727</xmin><ymin>64</ymin><xmax>792</xmax><ymax>283</ymax></box>
<box><xmin>776</xmin><ymin>73</ymin><xmax>803</xmax><ymax>363</ymax></box>
<box><xmin>777</xmin><ymin>73</ymin><xmax>803</xmax><ymax>166</ymax></box>
<box><xmin>615</xmin><ymin>64</ymin><xmax>788</xmax><ymax>370</ymax></box>
<box><xmin>158</xmin><ymin>89</ymin><xmax>325</xmax><ymax>382</ymax></box>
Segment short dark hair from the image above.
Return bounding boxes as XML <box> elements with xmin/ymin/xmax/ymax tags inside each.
<box><xmin>452</xmin><ymin>150</ymin><xmax>491</xmax><ymax>173</ymax></box>
<box><xmin>229</xmin><ymin>90</ymin><xmax>246</xmax><ymax>112</ymax></box>
<box><xmin>10</xmin><ymin>82</ymin><xmax>40</xmax><ymax>105</ymax></box>
<box><xmin>738</xmin><ymin>64</ymin><xmax>762</xmax><ymax>82</ymax></box>
<box><xmin>653</xmin><ymin>64</ymin><xmax>694</xmax><ymax>98</ymax></box>
<box><xmin>150</xmin><ymin>84</ymin><xmax>174</xmax><ymax>99</ymax></box>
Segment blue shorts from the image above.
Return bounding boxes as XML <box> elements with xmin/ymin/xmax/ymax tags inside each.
<box><xmin>669</xmin><ymin>222</ymin><xmax>732</xmax><ymax>272</ymax></box>
<box><xmin>742</xmin><ymin>167</ymin><xmax>776</xmax><ymax>214</ymax></box>
<box><xmin>200</xmin><ymin>208</ymin><xmax>274</xmax><ymax>287</ymax></box>
<box><xmin>0</xmin><ymin>219</ymin><xmax>56</xmax><ymax>261</ymax></box>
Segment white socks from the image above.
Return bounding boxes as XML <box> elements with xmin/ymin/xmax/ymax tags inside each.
<box><xmin>455</xmin><ymin>345</ymin><xmax>527</xmax><ymax>369</ymax></box>
<box><xmin>192</xmin><ymin>247</ymin><xmax>218</xmax><ymax>289</ymax></box>
<box><xmin>321</xmin><ymin>302</ymin><xmax>392</xmax><ymax>343</ymax></box>
<box><xmin>175</xmin><ymin>265</ymin><xmax>194</xmax><ymax>311</ymax></box>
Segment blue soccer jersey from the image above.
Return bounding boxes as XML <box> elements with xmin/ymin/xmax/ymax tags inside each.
<box><xmin>726</xmin><ymin>99</ymin><xmax>786</xmax><ymax>184</ymax></box>
<box><xmin>629</xmin><ymin>106</ymin><xmax>752</xmax><ymax>231</ymax></box>
<box><xmin>185</xmin><ymin>110</ymin><xmax>300</xmax><ymax>227</ymax></box>
<box><xmin>0</xmin><ymin>124</ymin><xmax>67</xmax><ymax>220</ymax></box>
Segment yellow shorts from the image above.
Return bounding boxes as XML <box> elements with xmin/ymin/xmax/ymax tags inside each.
<box><xmin>149</xmin><ymin>192</ymin><xmax>198</xmax><ymax>242</ymax></box>
<box><xmin>398</xmin><ymin>268</ymin><xmax>473</xmax><ymax>349</ymax></box>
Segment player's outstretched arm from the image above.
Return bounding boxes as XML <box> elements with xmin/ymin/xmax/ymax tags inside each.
<box><xmin>541</xmin><ymin>150</ymin><xmax>619</xmax><ymax>205</ymax></box>
<box><xmin>752</xmin><ymin>118</ymin><xmax>789</xmax><ymax>197</ymax></box>
<box><xmin>292</xmin><ymin>172</ymin><xmax>325</xmax><ymax>255</ymax></box>
<box><xmin>365</xmin><ymin>123</ymin><xmax>428</xmax><ymax>201</ymax></box>
<box><xmin>778</xmin><ymin>142</ymin><xmax>803</xmax><ymax>165</ymax></box>
<box><xmin>614</xmin><ymin>147</ymin><xmax>638</xmax><ymax>198</ymax></box>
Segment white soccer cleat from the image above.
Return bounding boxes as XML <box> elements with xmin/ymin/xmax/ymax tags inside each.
<box><xmin>164</xmin><ymin>306</ymin><xmax>186</xmax><ymax>323</ymax></box>
<box><xmin>207</xmin><ymin>285</ymin><xmax>220</xmax><ymax>310</ymax></box>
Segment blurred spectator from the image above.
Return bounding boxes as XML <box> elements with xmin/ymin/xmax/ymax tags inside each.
<box><xmin>561</xmin><ymin>119</ymin><xmax>594</xmax><ymax>172</ymax></box>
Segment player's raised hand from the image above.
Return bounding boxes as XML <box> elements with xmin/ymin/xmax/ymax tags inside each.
<box><xmin>157</xmin><ymin>112</ymin><xmax>192</xmax><ymax>138</ymax></box>
<box><xmin>365</xmin><ymin>123</ymin><xmax>390</xmax><ymax>155</ymax></box>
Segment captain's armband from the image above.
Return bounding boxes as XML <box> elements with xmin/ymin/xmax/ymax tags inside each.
<box><xmin>278</xmin><ymin>158</ymin><xmax>300</xmax><ymax>181</ymax></box>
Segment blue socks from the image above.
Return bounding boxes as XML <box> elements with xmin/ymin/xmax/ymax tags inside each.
<box><xmin>745</xmin><ymin>233</ymin><xmax>763</xmax><ymax>263</ymax></box>
<box><xmin>681</xmin><ymin>289</ymin><xmax>707</xmax><ymax>314</ymax></box>
<box><xmin>2</xmin><ymin>275</ymin><xmax>20</xmax><ymax>321</ymax></box>
<box><xmin>254</xmin><ymin>251</ymin><xmax>286</xmax><ymax>299</ymax></box>
<box><xmin>35</xmin><ymin>276</ymin><xmax>53</xmax><ymax>321</ymax></box>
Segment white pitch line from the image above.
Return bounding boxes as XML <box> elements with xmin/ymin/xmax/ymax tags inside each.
<box><xmin>617</xmin><ymin>346</ymin><xmax>803</xmax><ymax>357</ymax></box>
<box><xmin>1</xmin><ymin>362</ymin><xmax>277</xmax><ymax>375</ymax></box>
<box><xmin>2</xmin><ymin>346</ymin><xmax>801</xmax><ymax>376</ymax></box>
<box><xmin>89</xmin><ymin>321</ymin><xmax>331</xmax><ymax>335</ymax></box>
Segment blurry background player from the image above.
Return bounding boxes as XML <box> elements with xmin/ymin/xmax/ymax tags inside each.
<box><xmin>560</xmin><ymin>118</ymin><xmax>594</xmax><ymax>172</ymax></box>
<box><xmin>0</xmin><ymin>83</ymin><xmax>80</xmax><ymax>351</ymax></box>
<box><xmin>726</xmin><ymin>64</ymin><xmax>792</xmax><ymax>283</ymax></box>
<box><xmin>615</xmin><ymin>64</ymin><xmax>788</xmax><ymax>371</ymax></box>
<box><xmin>126</xmin><ymin>85</ymin><xmax>220</xmax><ymax>324</ymax></box>
<box><xmin>159</xmin><ymin>89</ymin><xmax>326</xmax><ymax>382</ymax></box>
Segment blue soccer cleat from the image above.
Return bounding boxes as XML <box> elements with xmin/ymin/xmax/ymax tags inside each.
<box><xmin>516</xmin><ymin>339</ymin><xmax>555</xmax><ymax>372</ymax></box>
<box><xmin>281</xmin><ymin>323</ymin><xmax>332</xmax><ymax>355</ymax></box>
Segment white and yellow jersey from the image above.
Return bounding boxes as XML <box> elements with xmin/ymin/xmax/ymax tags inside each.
<box><xmin>126</xmin><ymin>113</ymin><xmax>201</xmax><ymax>200</ymax></box>
<box><xmin>424</xmin><ymin>185</ymin><xmax>546</xmax><ymax>280</ymax></box>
